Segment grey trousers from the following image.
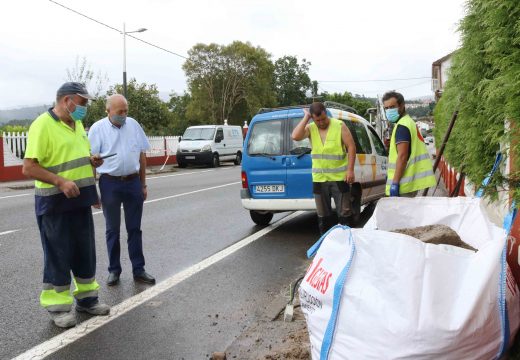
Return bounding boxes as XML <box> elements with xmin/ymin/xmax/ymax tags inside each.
<box><xmin>313</xmin><ymin>181</ymin><xmax>352</xmax><ymax>220</ymax></box>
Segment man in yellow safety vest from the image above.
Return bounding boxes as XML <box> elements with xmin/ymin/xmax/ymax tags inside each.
<box><xmin>292</xmin><ymin>102</ymin><xmax>357</xmax><ymax>234</ymax></box>
<box><xmin>383</xmin><ymin>91</ymin><xmax>436</xmax><ymax>197</ymax></box>
<box><xmin>23</xmin><ymin>82</ymin><xmax>110</xmax><ymax>328</ymax></box>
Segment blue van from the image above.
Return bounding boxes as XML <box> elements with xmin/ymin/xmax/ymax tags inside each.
<box><xmin>240</xmin><ymin>102</ymin><xmax>388</xmax><ymax>225</ymax></box>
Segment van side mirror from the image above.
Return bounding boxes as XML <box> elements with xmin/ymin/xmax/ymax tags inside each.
<box><xmin>215</xmin><ymin>134</ymin><xmax>223</xmax><ymax>143</ymax></box>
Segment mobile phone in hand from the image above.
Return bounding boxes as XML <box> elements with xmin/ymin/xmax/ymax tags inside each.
<box><xmin>100</xmin><ymin>153</ymin><xmax>117</xmax><ymax>159</ymax></box>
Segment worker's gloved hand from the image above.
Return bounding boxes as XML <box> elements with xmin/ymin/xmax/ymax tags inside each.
<box><xmin>389</xmin><ymin>183</ymin><xmax>400</xmax><ymax>197</ymax></box>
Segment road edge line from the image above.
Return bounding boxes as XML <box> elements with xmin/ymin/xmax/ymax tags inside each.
<box><xmin>13</xmin><ymin>211</ymin><xmax>305</xmax><ymax>360</ymax></box>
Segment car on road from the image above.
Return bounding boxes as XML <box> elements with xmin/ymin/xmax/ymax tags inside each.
<box><xmin>241</xmin><ymin>102</ymin><xmax>388</xmax><ymax>225</ymax></box>
<box><xmin>176</xmin><ymin>124</ymin><xmax>243</xmax><ymax>168</ymax></box>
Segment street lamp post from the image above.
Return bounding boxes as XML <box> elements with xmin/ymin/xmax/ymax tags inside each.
<box><xmin>123</xmin><ymin>23</ymin><xmax>147</xmax><ymax>98</ymax></box>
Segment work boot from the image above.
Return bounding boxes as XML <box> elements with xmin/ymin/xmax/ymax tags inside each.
<box><xmin>318</xmin><ymin>216</ymin><xmax>334</xmax><ymax>235</ymax></box>
<box><xmin>76</xmin><ymin>301</ymin><xmax>110</xmax><ymax>316</ymax></box>
<box><xmin>49</xmin><ymin>311</ymin><xmax>76</xmax><ymax>328</ymax></box>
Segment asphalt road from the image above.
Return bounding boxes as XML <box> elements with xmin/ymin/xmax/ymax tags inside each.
<box><xmin>0</xmin><ymin>164</ymin><xmax>322</xmax><ymax>359</ymax></box>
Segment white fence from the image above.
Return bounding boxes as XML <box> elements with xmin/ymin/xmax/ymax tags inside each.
<box><xmin>1</xmin><ymin>132</ymin><xmax>181</xmax><ymax>164</ymax></box>
<box><xmin>146</xmin><ymin>136</ymin><xmax>181</xmax><ymax>157</ymax></box>
<box><xmin>2</xmin><ymin>132</ymin><xmax>27</xmax><ymax>166</ymax></box>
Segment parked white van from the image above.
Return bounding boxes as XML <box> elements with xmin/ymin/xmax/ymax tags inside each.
<box><xmin>176</xmin><ymin>125</ymin><xmax>243</xmax><ymax>168</ymax></box>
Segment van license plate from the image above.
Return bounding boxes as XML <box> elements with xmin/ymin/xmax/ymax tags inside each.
<box><xmin>185</xmin><ymin>156</ymin><xmax>195</xmax><ymax>159</ymax></box>
<box><xmin>255</xmin><ymin>185</ymin><xmax>284</xmax><ymax>193</ymax></box>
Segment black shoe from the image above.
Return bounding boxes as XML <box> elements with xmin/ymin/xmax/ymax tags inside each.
<box><xmin>107</xmin><ymin>272</ymin><xmax>120</xmax><ymax>286</ymax></box>
<box><xmin>134</xmin><ymin>271</ymin><xmax>155</xmax><ymax>284</ymax></box>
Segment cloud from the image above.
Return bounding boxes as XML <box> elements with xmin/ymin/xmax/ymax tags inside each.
<box><xmin>0</xmin><ymin>0</ymin><xmax>465</xmax><ymax>108</ymax></box>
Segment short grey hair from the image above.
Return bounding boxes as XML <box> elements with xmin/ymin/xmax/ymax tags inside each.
<box><xmin>106</xmin><ymin>94</ymin><xmax>127</xmax><ymax>111</ymax></box>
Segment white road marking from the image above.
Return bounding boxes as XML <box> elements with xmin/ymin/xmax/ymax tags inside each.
<box><xmin>0</xmin><ymin>229</ymin><xmax>20</xmax><ymax>236</ymax></box>
<box><xmin>0</xmin><ymin>193</ymin><xmax>31</xmax><ymax>200</ymax></box>
<box><xmin>92</xmin><ymin>181</ymin><xmax>241</xmax><ymax>215</ymax></box>
<box><xmin>0</xmin><ymin>167</ymin><xmax>236</xmax><ymax>201</ymax></box>
<box><xmin>13</xmin><ymin>211</ymin><xmax>304</xmax><ymax>360</ymax></box>
<box><xmin>147</xmin><ymin>166</ymin><xmax>235</xmax><ymax>181</ymax></box>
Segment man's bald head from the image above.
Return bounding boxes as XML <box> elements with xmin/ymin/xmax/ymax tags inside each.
<box><xmin>106</xmin><ymin>94</ymin><xmax>129</xmax><ymax>126</ymax></box>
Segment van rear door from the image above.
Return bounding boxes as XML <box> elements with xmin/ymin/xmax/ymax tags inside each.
<box><xmin>245</xmin><ymin>113</ymin><xmax>287</xmax><ymax>199</ymax></box>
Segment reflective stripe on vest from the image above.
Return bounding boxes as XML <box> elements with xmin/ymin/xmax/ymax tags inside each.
<box><xmin>387</xmin><ymin>153</ymin><xmax>431</xmax><ymax>170</ymax></box>
<box><xmin>35</xmin><ymin>177</ymin><xmax>96</xmax><ymax>196</ymax></box>
<box><xmin>310</xmin><ymin>118</ymin><xmax>348</xmax><ymax>182</ymax></box>
<box><xmin>45</xmin><ymin>157</ymin><xmax>91</xmax><ymax>174</ymax></box>
<box><xmin>385</xmin><ymin>169</ymin><xmax>435</xmax><ymax>185</ymax></box>
<box><xmin>385</xmin><ymin>115</ymin><xmax>436</xmax><ymax>195</ymax></box>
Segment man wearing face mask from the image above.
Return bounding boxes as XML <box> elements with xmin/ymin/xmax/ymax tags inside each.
<box><xmin>382</xmin><ymin>91</ymin><xmax>435</xmax><ymax>197</ymax></box>
<box><xmin>88</xmin><ymin>94</ymin><xmax>155</xmax><ymax>286</ymax></box>
<box><xmin>23</xmin><ymin>82</ymin><xmax>110</xmax><ymax>328</ymax></box>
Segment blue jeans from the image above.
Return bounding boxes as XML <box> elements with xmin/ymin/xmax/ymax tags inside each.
<box><xmin>99</xmin><ymin>175</ymin><xmax>145</xmax><ymax>275</ymax></box>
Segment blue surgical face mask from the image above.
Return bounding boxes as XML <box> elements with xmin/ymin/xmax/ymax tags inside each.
<box><xmin>385</xmin><ymin>108</ymin><xmax>400</xmax><ymax>123</ymax></box>
<box><xmin>68</xmin><ymin>99</ymin><xmax>87</xmax><ymax>121</ymax></box>
<box><xmin>111</xmin><ymin>114</ymin><xmax>127</xmax><ymax>126</ymax></box>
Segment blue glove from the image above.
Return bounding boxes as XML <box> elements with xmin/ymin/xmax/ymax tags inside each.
<box><xmin>389</xmin><ymin>183</ymin><xmax>400</xmax><ymax>197</ymax></box>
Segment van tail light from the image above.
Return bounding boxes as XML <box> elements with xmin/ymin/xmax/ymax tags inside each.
<box><xmin>241</xmin><ymin>171</ymin><xmax>248</xmax><ymax>189</ymax></box>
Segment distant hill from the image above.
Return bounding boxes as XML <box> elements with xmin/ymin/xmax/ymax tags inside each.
<box><xmin>0</xmin><ymin>105</ymin><xmax>51</xmax><ymax>123</ymax></box>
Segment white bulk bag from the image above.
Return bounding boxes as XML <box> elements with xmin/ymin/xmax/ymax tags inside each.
<box><xmin>299</xmin><ymin>197</ymin><xmax>519</xmax><ymax>360</ymax></box>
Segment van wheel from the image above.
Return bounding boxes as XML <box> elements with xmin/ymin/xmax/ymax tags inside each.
<box><xmin>177</xmin><ymin>161</ymin><xmax>187</xmax><ymax>168</ymax></box>
<box><xmin>210</xmin><ymin>154</ymin><xmax>220</xmax><ymax>168</ymax></box>
<box><xmin>234</xmin><ymin>152</ymin><xmax>242</xmax><ymax>165</ymax></box>
<box><xmin>250</xmin><ymin>211</ymin><xmax>273</xmax><ymax>226</ymax></box>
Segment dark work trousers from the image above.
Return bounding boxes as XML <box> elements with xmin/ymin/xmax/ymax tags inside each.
<box><xmin>99</xmin><ymin>175</ymin><xmax>145</xmax><ymax>275</ymax></box>
<box><xmin>313</xmin><ymin>181</ymin><xmax>352</xmax><ymax>235</ymax></box>
<box><xmin>37</xmin><ymin>207</ymin><xmax>98</xmax><ymax>307</ymax></box>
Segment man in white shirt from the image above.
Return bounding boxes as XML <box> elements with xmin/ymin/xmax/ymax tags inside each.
<box><xmin>88</xmin><ymin>94</ymin><xmax>155</xmax><ymax>286</ymax></box>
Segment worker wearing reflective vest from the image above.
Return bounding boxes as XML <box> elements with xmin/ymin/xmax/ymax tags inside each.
<box><xmin>383</xmin><ymin>91</ymin><xmax>436</xmax><ymax>197</ymax></box>
<box><xmin>23</xmin><ymin>82</ymin><xmax>110</xmax><ymax>328</ymax></box>
<box><xmin>292</xmin><ymin>102</ymin><xmax>356</xmax><ymax>234</ymax></box>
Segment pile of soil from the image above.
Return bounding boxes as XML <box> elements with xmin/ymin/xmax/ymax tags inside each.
<box><xmin>222</xmin><ymin>298</ymin><xmax>310</xmax><ymax>360</ymax></box>
<box><xmin>391</xmin><ymin>224</ymin><xmax>477</xmax><ymax>252</ymax></box>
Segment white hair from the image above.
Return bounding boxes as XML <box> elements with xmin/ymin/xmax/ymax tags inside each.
<box><xmin>106</xmin><ymin>94</ymin><xmax>127</xmax><ymax>111</ymax></box>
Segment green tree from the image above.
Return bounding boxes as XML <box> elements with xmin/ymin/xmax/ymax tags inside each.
<box><xmin>88</xmin><ymin>79</ymin><xmax>173</xmax><ymax>135</ymax></box>
<box><xmin>65</xmin><ymin>56</ymin><xmax>109</xmax><ymax>128</ymax></box>
<box><xmin>320</xmin><ymin>91</ymin><xmax>375</xmax><ymax>117</ymax></box>
<box><xmin>183</xmin><ymin>41</ymin><xmax>276</xmax><ymax>124</ymax></box>
<box><xmin>168</xmin><ymin>92</ymin><xmax>196</xmax><ymax>135</ymax></box>
<box><xmin>273</xmin><ymin>56</ymin><xmax>312</xmax><ymax>106</ymax></box>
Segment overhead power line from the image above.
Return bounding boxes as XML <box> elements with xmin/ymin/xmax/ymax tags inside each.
<box><xmin>48</xmin><ymin>0</ymin><xmax>188</xmax><ymax>60</ymax></box>
<box><xmin>318</xmin><ymin>76</ymin><xmax>431</xmax><ymax>83</ymax></box>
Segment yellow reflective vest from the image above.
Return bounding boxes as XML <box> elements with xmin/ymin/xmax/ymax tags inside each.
<box><xmin>386</xmin><ymin>114</ymin><xmax>436</xmax><ymax>194</ymax></box>
<box><xmin>24</xmin><ymin>110</ymin><xmax>98</xmax><ymax>215</ymax></box>
<box><xmin>310</xmin><ymin>118</ymin><xmax>348</xmax><ymax>182</ymax></box>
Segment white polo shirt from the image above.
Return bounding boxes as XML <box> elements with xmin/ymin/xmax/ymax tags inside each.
<box><xmin>88</xmin><ymin>116</ymin><xmax>151</xmax><ymax>176</ymax></box>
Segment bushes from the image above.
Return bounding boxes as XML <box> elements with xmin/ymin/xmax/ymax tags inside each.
<box><xmin>434</xmin><ymin>0</ymin><xmax>520</xmax><ymax>200</ymax></box>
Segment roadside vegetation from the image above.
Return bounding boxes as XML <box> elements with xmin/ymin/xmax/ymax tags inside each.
<box><xmin>434</xmin><ymin>0</ymin><xmax>520</xmax><ymax>201</ymax></box>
